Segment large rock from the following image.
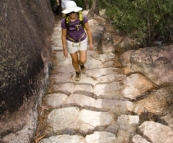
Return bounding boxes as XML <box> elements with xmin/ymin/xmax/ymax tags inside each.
<box><xmin>89</xmin><ymin>19</ymin><xmax>106</xmax><ymax>51</ymax></box>
<box><xmin>133</xmin><ymin>88</ymin><xmax>172</xmax><ymax>115</ymax></box>
<box><xmin>138</xmin><ymin>121</ymin><xmax>173</xmax><ymax>143</ymax></box>
<box><xmin>115</xmin><ymin>35</ymin><xmax>142</xmax><ymax>54</ymax></box>
<box><xmin>120</xmin><ymin>45</ymin><xmax>173</xmax><ymax>85</ymax></box>
<box><xmin>0</xmin><ymin>0</ymin><xmax>54</xmax><ymax>142</ymax></box>
<box><xmin>100</xmin><ymin>32</ymin><xmax>115</xmax><ymax>54</ymax></box>
<box><xmin>121</xmin><ymin>73</ymin><xmax>155</xmax><ymax>100</ymax></box>
<box><xmin>132</xmin><ymin>134</ymin><xmax>151</xmax><ymax>143</ymax></box>
<box><xmin>0</xmin><ymin>0</ymin><xmax>54</xmax><ymax>114</ymax></box>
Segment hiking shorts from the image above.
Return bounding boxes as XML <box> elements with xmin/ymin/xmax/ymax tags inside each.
<box><xmin>66</xmin><ymin>38</ymin><xmax>88</xmax><ymax>53</ymax></box>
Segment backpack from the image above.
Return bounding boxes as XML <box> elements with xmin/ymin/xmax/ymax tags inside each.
<box><xmin>65</xmin><ymin>11</ymin><xmax>84</xmax><ymax>29</ymax></box>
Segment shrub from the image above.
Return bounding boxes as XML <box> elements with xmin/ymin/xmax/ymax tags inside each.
<box><xmin>100</xmin><ymin>0</ymin><xmax>173</xmax><ymax>47</ymax></box>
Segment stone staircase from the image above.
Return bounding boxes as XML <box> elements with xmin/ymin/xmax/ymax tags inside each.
<box><xmin>36</xmin><ymin>20</ymin><xmax>141</xmax><ymax>143</ymax></box>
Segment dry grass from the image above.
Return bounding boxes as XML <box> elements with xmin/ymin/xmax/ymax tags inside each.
<box><xmin>34</xmin><ymin>102</ymin><xmax>52</xmax><ymax>143</ymax></box>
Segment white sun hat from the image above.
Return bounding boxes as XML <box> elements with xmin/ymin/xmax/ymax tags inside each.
<box><xmin>62</xmin><ymin>1</ymin><xmax>82</xmax><ymax>14</ymax></box>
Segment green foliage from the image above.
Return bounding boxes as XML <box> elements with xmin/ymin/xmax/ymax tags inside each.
<box><xmin>50</xmin><ymin>0</ymin><xmax>57</xmax><ymax>8</ymax></box>
<box><xmin>74</xmin><ymin>0</ymin><xmax>93</xmax><ymax>10</ymax></box>
<box><xmin>99</xmin><ymin>0</ymin><xmax>173</xmax><ymax>46</ymax></box>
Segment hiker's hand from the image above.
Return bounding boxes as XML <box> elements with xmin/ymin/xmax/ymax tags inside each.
<box><xmin>89</xmin><ymin>43</ymin><xmax>93</xmax><ymax>51</ymax></box>
<box><xmin>63</xmin><ymin>49</ymin><xmax>68</xmax><ymax>57</ymax></box>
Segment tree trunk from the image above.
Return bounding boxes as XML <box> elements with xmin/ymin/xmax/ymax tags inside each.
<box><xmin>84</xmin><ymin>0</ymin><xmax>89</xmax><ymax>10</ymax></box>
<box><xmin>87</xmin><ymin>0</ymin><xmax>99</xmax><ymax>19</ymax></box>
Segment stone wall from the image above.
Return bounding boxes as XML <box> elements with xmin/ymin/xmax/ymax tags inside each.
<box><xmin>0</xmin><ymin>0</ymin><xmax>54</xmax><ymax>114</ymax></box>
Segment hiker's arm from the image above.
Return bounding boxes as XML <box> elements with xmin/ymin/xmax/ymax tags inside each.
<box><xmin>61</xmin><ymin>28</ymin><xmax>68</xmax><ymax>57</ymax></box>
<box><xmin>84</xmin><ymin>22</ymin><xmax>93</xmax><ymax>50</ymax></box>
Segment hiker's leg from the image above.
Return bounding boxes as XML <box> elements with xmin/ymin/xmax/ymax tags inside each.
<box><xmin>79</xmin><ymin>50</ymin><xmax>87</xmax><ymax>65</ymax></box>
<box><xmin>70</xmin><ymin>52</ymin><xmax>80</xmax><ymax>72</ymax></box>
<box><xmin>78</xmin><ymin>38</ymin><xmax>88</xmax><ymax>65</ymax></box>
<box><xmin>79</xmin><ymin>50</ymin><xmax>87</xmax><ymax>73</ymax></box>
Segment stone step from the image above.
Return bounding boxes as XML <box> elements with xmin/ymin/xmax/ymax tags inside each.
<box><xmin>44</xmin><ymin>107</ymin><xmax>116</xmax><ymax>136</ymax></box>
<box><xmin>39</xmin><ymin>134</ymin><xmax>85</xmax><ymax>143</ymax></box>
<box><xmin>94</xmin><ymin>73</ymin><xmax>155</xmax><ymax>100</ymax></box>
<box><xmin>93</xmin><ymin>81</ymin><xmax>124</xmax><ymax>99</ymax></box>
<box><xmin>50</xmin><ymin>68</ymin><xmax>126</xmax><ymax>85</ymax></box>
<box><xmin>85</xmin><ymin>67</ymin><xmax>124</xmax><ymax>78</ymax></box>
<box><xmin>43</xmin><ymin>93</ymin><xmax>133</xmax><ymax>114</ymax></box>
<box><xmin>49</xmin><ymin>83</ymin><xmax>94</xmax><ymax>95</ymax></box>
<box><xmin>39</xmin><ymin>131</ymin><xmax>116</xmax><ymax>143</ymax></box>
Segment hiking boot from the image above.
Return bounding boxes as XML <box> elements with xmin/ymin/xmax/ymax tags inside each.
<box><xmin>74</xmin><ymin>71</ymin><xmax>81</xmax><ymax>81</ymax></box>
<box><xmin>80</xmin><ymin>64</ymin><xmax>86</xmax><ymax>72</ymax></box>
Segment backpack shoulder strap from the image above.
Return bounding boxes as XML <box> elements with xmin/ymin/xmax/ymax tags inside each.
<box><xmin>78</xmin><ymin>11</ymin><xmax>84</xmax><ymax>27</ymax></box>
<box><xmin>65</xmin><ymin>15</ymin><xmax>70</xmax><ymax>28</ymax></box>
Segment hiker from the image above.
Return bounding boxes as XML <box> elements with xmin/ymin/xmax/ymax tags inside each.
<box><xmin>61</xmin><ymin>1</ymin><xmax>93</xmax><ymax>81</ymax></box>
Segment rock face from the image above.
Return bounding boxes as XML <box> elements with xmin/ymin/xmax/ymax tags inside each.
<box><xmin>0</xmin><ymin>0</ymin><xmax>54</xmax><ymax>142</ymax></box>
<box><xmin>0</xmin><ymin>1</ymin><xmax>54</xmax><ymax>114</ymax></box>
